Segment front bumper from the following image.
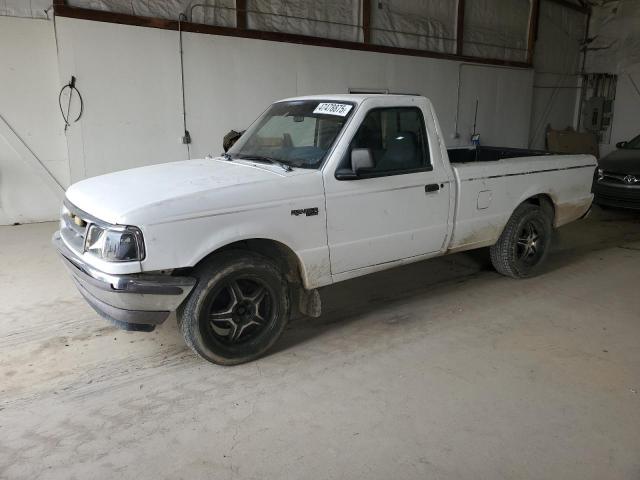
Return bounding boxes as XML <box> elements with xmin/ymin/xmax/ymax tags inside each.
<box><xmin>593</xmin><ymin>179</ymin><xmax>640</xmax><ymax>210</ymax></box>
<box><xmin>53</xmin><ymin>231</ymin><xmax>196</xmax><ymax>331</ymax></box>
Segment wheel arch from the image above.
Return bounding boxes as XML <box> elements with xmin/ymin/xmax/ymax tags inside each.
<box><xmin>489</xmin><ymin>193</ymin><xmax>555</xmax><ymax>279</ymax></box>
<box><xmin>519</xmin><ymin>193</ymin><xmax>556</xmax><ymax>225</ymax></box>
<box><xmin>190</xmin><ymin>237</ymin><xmax>307</xmax><ymax>287</ymax></box>
<box><xmin>483</xmin><ymin>193</ymin><xmax>555</xmax><ymax>249</ymax></box>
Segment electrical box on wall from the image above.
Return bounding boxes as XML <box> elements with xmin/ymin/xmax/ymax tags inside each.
<box><xmin>580</xmin><ymin>74</ymin><xmax>617</xmax><ymax>144</ymax></box>
<box><xmin>582</xmin><ymin>96</ymin><xmax>604</xmax><ymax>131</ymax></box>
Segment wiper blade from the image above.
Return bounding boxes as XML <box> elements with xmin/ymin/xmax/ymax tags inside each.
<box><xmin>237</xmin><ymin>155</ymin><xmax>293</xmax><ymax>172</ymax></box>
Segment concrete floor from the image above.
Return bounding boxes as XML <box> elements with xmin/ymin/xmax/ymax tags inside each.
<box><xmin>1</xmin><ymin>206</ymin><xmax>640</xmax><ymax>480</ymax></box>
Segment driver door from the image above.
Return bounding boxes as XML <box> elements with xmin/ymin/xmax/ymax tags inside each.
<box><xmin>324</xmin><ymin>105</ymin><xmax>450</xmax><ymax>275</ymax></box>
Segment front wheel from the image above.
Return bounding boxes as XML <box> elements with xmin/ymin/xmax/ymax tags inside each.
<box><xmin>490</xmin><ymin>203</ymin><xmax>552</xmax><ymax>278</ymax></box>
<box><xmin>178</xmin><ymin>251</ymin><xmax>290</xmax><ymax>365</ymax></box>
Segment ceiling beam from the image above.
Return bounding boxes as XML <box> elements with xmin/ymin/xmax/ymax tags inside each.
<box><xmin>526</xmin><ymin>0</ymin><xmax>541</xmax><ymax>64</ymax></box>
<box><xmin>362</xmin><ymin>0</ymin><xmax>371</xmax><ymax>44</ymax></box>
<box><xmin>456</xmin><ymin>0</ymin><xmax>465</xmax><ymax>56</ymax></box>
<box><xmin>235</xmin><ymin>0</ymin><xmax>246</xmax><ymax>29</ymax></box>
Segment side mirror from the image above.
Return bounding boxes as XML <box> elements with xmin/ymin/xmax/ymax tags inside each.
<box><xmin>351</xmin><ymin>148</ymin><xmax>374</xmax><ymax>172</ymax></box>
<box><xmin>616</xmin><ymin>141</ymin><xmax>627</xmax><ymax>149</ymax></box>
<box><xmin>223</xmin><ymin>129</ymin><xmax>244</xmax><ymax>152</ymax></box>
<box><xmin>335</xmin><ymin>148</ymin><xmax>375</xmax><ymax>180</ymax></box>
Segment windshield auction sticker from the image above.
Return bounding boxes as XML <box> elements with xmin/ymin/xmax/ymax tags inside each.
<box><xmin>313</xmin><ymin>103</ymin><xmax>353</xmax><ymax>116</ymax></box>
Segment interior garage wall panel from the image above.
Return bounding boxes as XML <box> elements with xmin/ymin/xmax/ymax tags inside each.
<box><xmin>67</xmin><ymin>0</ymin><xmax>236</xmax><ymax>26</ymax></box>
<box><xmin>0</xmin><ymin>16</ymin><xmax>69</xmax><ymax>225</ymax></box>
<box><xmin>63</xmin><ymin>0</ymin><xmax>535</xmax><ymax>62</ymax></box>
<box><xmin>370</xmin><ymin>0</ymin><xmax>456</xmax><ymax>53</ymax></box>
<box><xmin>55</xmin><ymin>17</ymin><xmax>189</xmax><ymax>180</ymax></box>
<box><xmin>533</xmin><ymin>0</ymin><xmax>586</xmax><ymax>74</ymax></box>
<box><xmin>586</xmin><ymin>0</ymin><xmax>640</xmax><ymax>156</ymax></box>
<box><xmin>602</xmin><ymin>69</ymin><xmax>640</xmax><ymax>157</ymax></box>
<box><xmin>0</xmin><ymin>0</ymin><xmax>51</xmax><ymax>19</ymax></box>
<box><xmin>529</xmin><ymin>0</ymin><xmax>587</xmax><ymax>149</ymax></box>
<box><xmin>182</xmin><ymin>30</ymin><xmax>533</xmax><ymax>155</ymax></box>
<box><xmin>457</xmin><ymin>64</ymin><xmax>533</xmax><ymax>149</ymax></box>
<box><xmin>462</xmin><ymin>0</ymin><xmax>530</xmax><ymax>63</ymax></box>
<box><xmin>55</xmin><ymin>16</ymin><xmax>534</xmax><ymax>184</ymax></box>
<box><xmin>587</xmin><ymin>0</ymin><xmax>640</xmax><ymax>74</ymax></box>
<box><xmin>69</xmin><ymin>0</ymin><xmax>363</xmax><ymax>35</ymax></box>
<box><xmin>246</xmin><ymin>0</ymin><xmax>361</xmax><ymax>42</ymax></box>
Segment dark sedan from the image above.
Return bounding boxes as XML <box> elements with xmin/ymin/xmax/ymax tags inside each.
<box><xmin>593</xmin><ymin>134</ymin><xmax>640</xmax><ymax>210</ymax></box>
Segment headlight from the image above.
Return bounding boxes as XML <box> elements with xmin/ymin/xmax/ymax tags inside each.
<box><xmin>597</xmin><ymin>168</ymin><xmax>604</xmax><ymax>181</ymax></box>
<box><xmin>84</xmin><ymin>224</ymin><xmax>145</xmax><ymax>262</ymax></box>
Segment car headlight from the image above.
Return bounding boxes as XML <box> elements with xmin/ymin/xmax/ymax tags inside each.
<box><xmin>84</xmin><ymin>224</ymin><xmax>145</xmax><ymax>262</ymax></box>
<box><xmin>597</xmin><ymin>168</ymin><xmax>604</xmax><ymax>181</ymax></box>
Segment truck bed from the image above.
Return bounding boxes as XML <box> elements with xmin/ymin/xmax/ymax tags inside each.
<box><xmin>447</xmin><ymin>152</ymin><xmax>597</xmax><ymax>253</ymax></box>
<box><xmin>448</xmin><ymin>145</ymin><xmax>551</xmax><ymax>163</ymax></box>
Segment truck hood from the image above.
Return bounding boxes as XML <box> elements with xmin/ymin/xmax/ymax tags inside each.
<box><xmin>65</xmin><ymin>157</ymin><xmax>317</xmax><ymax>225</ymax></box>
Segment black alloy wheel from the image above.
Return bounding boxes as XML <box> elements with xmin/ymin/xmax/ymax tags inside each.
<box><xmin>490</xmin><ymin>203</ymin><xmax>552</xmax><ymax>278</ymax></box>
<box><xmin>179</xmin><ymin>250</ymin><xmax>290</xmax><ymax>365</ymax></box>
<box><xmin>203</xmin><ymin>277</ymin><xmax>274</xmax><ymax>345</ymax></box>
<box><xmin>515</xmin><ymin>220</ymin><xmax>543</xmax><ymax>266</ymax></box>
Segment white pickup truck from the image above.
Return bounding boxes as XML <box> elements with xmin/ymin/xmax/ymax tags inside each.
<box><xmin>53</xmin><ymin>94</ymin><xmax>596</xmax><ymax>365</ymax></box>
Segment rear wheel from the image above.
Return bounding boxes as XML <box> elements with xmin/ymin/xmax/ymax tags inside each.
<box><xmin>490</xmin><ymin>203</ymin><xmax>552</xmax><ymax>278</ymax></box>
<box><xmin>179</xmin><ymin>251</ymin><xmax>290</xmax><ymax>365</ymax></box>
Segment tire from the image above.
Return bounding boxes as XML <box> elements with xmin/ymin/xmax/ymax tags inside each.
<box><xmin>490</xmin><ymin>203</ymin><xmax>552</xmax><ymax>278</ymax></box>
<box><xmin>178</xmin><ymin>250</ymin><xmax>290</xmax><ymax>365</ymax></box>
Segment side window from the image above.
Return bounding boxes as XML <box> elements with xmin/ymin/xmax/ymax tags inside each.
<box><xmin>345</xmin><ymin>107</ymin><xmax>431</xmax><ymax>176</ymax></box>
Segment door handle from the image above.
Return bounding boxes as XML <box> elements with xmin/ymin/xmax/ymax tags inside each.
<box><xmin>425</xmin><ymin>183</ymin><xmax>440</xmax><ymax>193</ymax></box>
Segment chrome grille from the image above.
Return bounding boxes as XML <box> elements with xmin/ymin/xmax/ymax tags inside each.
<box><xmin>600</xmin><ymin>171</ymin><xmax>640</xmax><ymax>186</ymax></box>
<box><xmin>60</xmin><ymin>202</ymin><xmax>89</xmax><ymax>253</ymax></box>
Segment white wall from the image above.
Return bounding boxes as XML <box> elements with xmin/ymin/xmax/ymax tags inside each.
<box><xmin>586</xmin><ymin>0</ymin><xmax>640</xmax><ymax>156</ymax></box>
<box><xmin>456</xmin><ymin>64</ymin><xmax>533</xmax><ymax>146</ymax></box>
<box><xmin>0</xmin><ymin>16</ymin><xmax>68</xmax><ymax>225</ymax></box>
<box><xmin>55</xmin><ymin>16</ymin><xmax>534</xmax><ymax>182</ymax></box>
<box><xmin>55</xmin><ymin>17</ymin><xmax>188</xmax><ymax>181</ymax></box>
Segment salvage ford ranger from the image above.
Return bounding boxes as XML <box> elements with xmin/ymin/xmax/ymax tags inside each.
<box><xmin>53</xmin><ymin>94</ymin><xmax>596</xmax><ymax>365</ymax></box>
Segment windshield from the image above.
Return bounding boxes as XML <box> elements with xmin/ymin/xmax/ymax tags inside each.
<box><xmin>228</xmin><ymin>100</ymin><xmax>355</xmax><ymax>169</ymax></box>
<box><xmin>623</xmin><ymin>134</ymin><xmax>640</xmax><ymax>150</ymax></box>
